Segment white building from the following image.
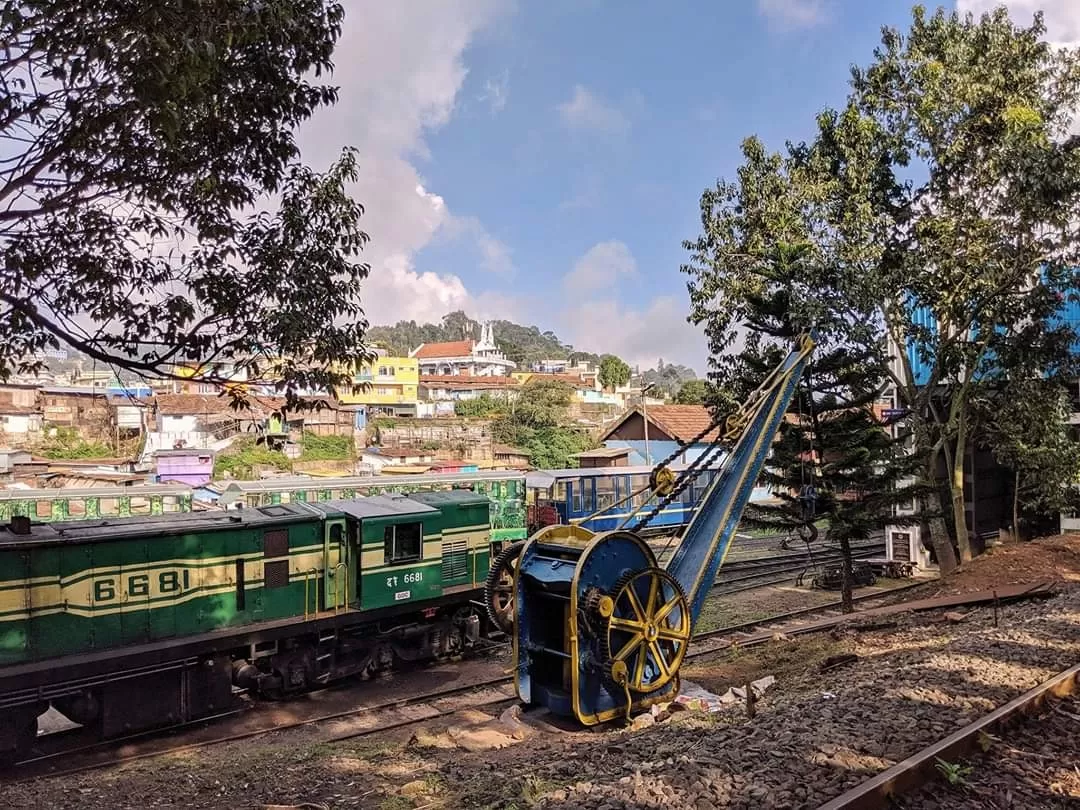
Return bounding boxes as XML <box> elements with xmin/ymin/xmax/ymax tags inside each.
<box><xmin>410</xmin><ymin>322</ymin><xmax>517</xmax><ymax>377</ymax></box>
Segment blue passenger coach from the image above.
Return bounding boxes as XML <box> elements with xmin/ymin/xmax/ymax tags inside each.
<box><xmin>525</xmin><ymin>464</ymin><xmax>773</xmax><ymax>535</ymax></box>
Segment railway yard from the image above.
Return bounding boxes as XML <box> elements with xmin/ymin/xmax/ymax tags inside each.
<box><xmin>0</xmin><ymin>533</ymin><xmax>1076</xmax><ymax>810</ymax></box>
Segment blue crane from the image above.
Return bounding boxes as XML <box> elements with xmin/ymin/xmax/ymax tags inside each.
<box><xmin>490</xmin><ymin>332</ymin><xmax>817</xmax><ymax>725</ymax></box>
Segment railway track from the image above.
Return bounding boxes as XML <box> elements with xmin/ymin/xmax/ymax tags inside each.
<box><xmin>819</xmin><ymin>662</ymin><xmax>1080</xmax><ymax>809</ymax></box>
<box><xmin>4</xmin><ymin>581</ymin><xmax>924</xmax><ymax>782</ymax></box>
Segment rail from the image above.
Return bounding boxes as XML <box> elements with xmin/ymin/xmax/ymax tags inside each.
<box><xmin>818</xmin><ymin>662</ymin><xmax>1080</xmax><ymax>809</ymax></box>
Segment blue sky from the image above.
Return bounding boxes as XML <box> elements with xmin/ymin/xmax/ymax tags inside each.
<box><xmin>295</xmin><ymin>0</ymin><xmax>1079</xmax><ymax>374</ymax></box>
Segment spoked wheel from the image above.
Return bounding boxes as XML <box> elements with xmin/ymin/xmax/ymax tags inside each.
<box><xmin>600</xmin><ymin>568</ymin><xmax>691</xmax><ymax>694</ymax></box>
<box><xmin>484</xmin><ymin>541</ymin><xmax>524</xmax><ymax>634</ymax></box>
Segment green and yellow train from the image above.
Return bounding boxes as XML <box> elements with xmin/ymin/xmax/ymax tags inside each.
<box><xmin>0</xmin><ymin>490</ymin><xmax>508</xmax><ymax>762</ymax></box>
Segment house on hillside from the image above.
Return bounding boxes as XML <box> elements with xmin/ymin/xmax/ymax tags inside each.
<box><xmin>599</xmin><ymin>404</ymin><xmax>721</xmax><ymax>466</ymax></box>
<box><xmin>337</xmin><ymin>351</ymin><xmax>419</xmax><ymax>418</ymax></box>
<box><xmin>410</xmin><ymin>322</ymin><xmax>516</xmax><ymax>377</ymax></box>
<box><xmin>150</xmin><ymin>394</ymin><xmax>289</xmax><ymax>451</ymax></box>
<box><xmin>418</xmin><ymin>375</ymin><xmax>520</xmax><ymax>402</ymax></box>
<box><xmin>39</xmin><ymin>387</ymin><xmax>112</xmax><ymax>440</ymax></box>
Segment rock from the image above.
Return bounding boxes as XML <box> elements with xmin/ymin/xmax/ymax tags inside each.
<box><xmin>944</xmin><ymin>611</ymin><xmax>968</xmax><ymax>623</ymax></box>
<box><xmin>399</xmin><ymin>781</ymin><xmax>428</xmax><ymax>798</ymax></box>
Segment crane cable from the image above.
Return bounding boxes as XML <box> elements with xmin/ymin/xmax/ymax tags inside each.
<box><xmin>625</xmin><ymin>334</ymin><xmax>816</xmax><ymax>536</ymax></box>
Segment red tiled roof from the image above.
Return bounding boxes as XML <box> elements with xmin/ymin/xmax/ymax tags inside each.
<box><xmin>525</xmin><ymin>372</ymin><xmax>594</xmax><ymax>389</ymax></box>
<box><xmin>155</xmin><ymin>393</ymin><xmax>286</xmax><ymax>416</ymax></box>
<box><xmin>412</xmin><ymin>340</ymin><xmax>475</xmax><ymax>359</ymax></box>
<box><xmin>419</xmin><ymin>375</ymin><xmax>519</xmax><ymax>389</ymax></box>
<box><xmin>646</xmin><ymin>405</ymin><xmax>721</xmax><ymax>443</ymax></box>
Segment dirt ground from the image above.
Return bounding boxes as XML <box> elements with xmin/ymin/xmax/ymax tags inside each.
<box><xmin>925</xmin><ymin>534</ymin><xmax>1080</xmax><ymax>595</ymax></box>
<box><xmin>4</xmin><ymin>536</ymin><xmax>1079</xmax><ymax>810</ymax></box>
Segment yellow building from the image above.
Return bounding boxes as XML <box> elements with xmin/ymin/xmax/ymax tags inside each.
<box><xmin>339</xmin><ymin>355</ymin><xmax>419</xmax><ymax>416</ymax></box>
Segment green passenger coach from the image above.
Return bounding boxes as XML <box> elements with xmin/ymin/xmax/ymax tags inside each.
<box><xmin>0</xmin><ymin>490</ymin><xmax>503</xmax><ymax>763</ymax></box>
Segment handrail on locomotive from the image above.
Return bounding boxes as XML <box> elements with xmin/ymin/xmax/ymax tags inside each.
<box><xmin>483</xmin><ymin>332</ymin><xmax>817</xmax><ymax>725</ymax></box>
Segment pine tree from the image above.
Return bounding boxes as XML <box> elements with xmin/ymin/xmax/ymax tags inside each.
<box><xmin>717</xmin><ymin>246</ymin><xmax>925</xmax><ymax>611</ymax></box>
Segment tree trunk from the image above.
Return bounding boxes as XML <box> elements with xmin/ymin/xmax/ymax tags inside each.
<box><xmin>923</xmin><ymin>488</ymin><xmax>959</xmax><ymax>574</ymax></box>
<box><xmin>838</xmin><ymin>534</ymin><xmax>854</xmax><ymax>613</ymax></box>
<box><xmin>1012</xmin><ymin>469</ymin><xmax>1021</xmax><ymax>542</ymax></box>
<box><xmin>950</xmin><ymin>413</ymin><xmax>973</xmax><ymax>564</ymax></box>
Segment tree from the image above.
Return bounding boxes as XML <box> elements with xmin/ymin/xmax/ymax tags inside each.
<box><xmin>512</xmin><ymin>379</ymin><xmax>574</xmax><ymax>429</ymax></box>
<box><xmin>825</xmin><ymin>7</ymin><xmax>1080</xmax><ymax>565</ymax></box>
<box><xmin>697</xmin><ymin>239</ymin><xmax>922</xmax><ymax>612</ymax></box>
<box><xmin>974</xmin><ymin>363</ymin><xmax>1080</xmax><ymax>539</ymax></box>
<box><xmin>685</xmin><ymin>7</ymin><xmax>1080</xmax><ymax>573</ymax></box>
<box><xmin>493</xmin><ymin>379</ymin><xmax>592</xmax><ymax>468</ymax></box>
<box><xmin>674</xmin><ymin>379</ymin><xmax>707</xmax><ymax>405</ymax></box>
<box><xmin>598</xmin><ymin>354</ymin><xmax>631</xmax><ymax>390</ymax></box>
<box><xmin>1</xmin><ymin>2</ymin><xmax>373</xmax><ymax>404</ymax></box>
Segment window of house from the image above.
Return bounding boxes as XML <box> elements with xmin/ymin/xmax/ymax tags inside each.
<box><xmin>384</xmin><ymin>522</ymin><xmax>422</xmax><ymax>564</ymax></box>
<box><xmin>378</xmin><ymin>366</ymin><xmax>395</xmax><ymax>377</ymax></box>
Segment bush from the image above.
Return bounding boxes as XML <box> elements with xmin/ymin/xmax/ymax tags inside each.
<box><xmin>300</xmin><ymin>432</ymin><xmax>354</xmax><ymax>461</ymax></box>
<box><xmin>38</xmin><ymin>426</ymin><xmax>112</xmax><ymax>459</ymax></box>
<box><xmin>454</xmin><ymin>395</ymin><xmax>505</xmax><ymax>418</ymax></box>
<box><xmin>214</xmin><ymin>436</ymin><xmax>292</xmax><ymax>479</ymax></box>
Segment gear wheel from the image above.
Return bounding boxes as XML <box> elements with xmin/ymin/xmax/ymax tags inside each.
<box><xmin>483</xmin><ymin>541</ymin><xmax>525</xmax><ymax>634</ymax></box>
<box><xmin>598</xmin><ymin>567</ymin><xmax>691</xmax><ymax>694</ymax></box>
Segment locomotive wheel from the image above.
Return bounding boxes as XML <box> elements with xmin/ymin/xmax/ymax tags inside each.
<box><xmin>484</xmin><ymin>541</ymin><xmax>524</xmax><ymax>634</ymax></box>
<box><xmin>601</xmin><ymin>568</ymin><xmax>691</xmax><ymax>694</ymax></box>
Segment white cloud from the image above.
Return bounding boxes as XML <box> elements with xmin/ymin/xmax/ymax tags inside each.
<box><xmin>441</xmin><ymin>214</ymin><xmax>515</xmax><ymax>275</ymax></box>
<box><xmin>563</xmin><ymin>240</ymin><xmax>637</xmax><ymax>293</ymax></box>
<box><xmin>956</xmin><ymin>1</ymin><xmax>1080</xmax><ymax>48</ymax></box>
<box><xmin>757</xmin><ymin>0</ymin><xmax>828</xmax><ymax>30</ymax></box>
<box><xmin>362</xmin><ymin>256</ymin><xmax>527</xmax><ymax>326</ymax></box>
<box><xmin>478</xmin><ymin>70</ymin><xmax>510</xmax><ymax>114</ymax></box>
<box><xmin>557</xmin><ymin>85</ymin><xmax>631</xmax><ymax>136</ymax></box>
<box><xmin>293</xmin><ymin>1</ymin><xmax>512</xmax><ymax>324</ymax></box>
<box><xmin>552</xmin><ymin>242</ymin><xmax>705</xmax><ymax>371</ymax></box>
<box><xmin>558</xmin><ymin>296</ymin><xmax>707</xmax><ymax>373</ymax></box>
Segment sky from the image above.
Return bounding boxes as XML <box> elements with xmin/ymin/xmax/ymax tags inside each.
<box><xmin>293</xmin><ymin>0</ymin><xmax>1080</xmax><ymax>375</ymax></box>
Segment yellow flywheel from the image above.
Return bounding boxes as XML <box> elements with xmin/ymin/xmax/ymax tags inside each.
<box><xmin>649</xmin><ymin>466</ymin><xmax>677</xmax><ymax>497</ymax></box>
<box><xmin>602</xmin><ymin>567</ymin><xmax>691</xmax><ymax>694</ymax></box>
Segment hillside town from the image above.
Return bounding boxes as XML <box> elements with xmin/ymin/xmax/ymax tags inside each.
<box><xmin>0</xmin><ymin>319</ymin><xmax>705</xmax><ymax>491</ymax></box>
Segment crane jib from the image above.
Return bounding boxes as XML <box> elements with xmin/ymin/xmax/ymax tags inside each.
<box><xmin>666</xmin><ymin>335</ymin><xmax>816</xmax><ymax>625</ymax></box>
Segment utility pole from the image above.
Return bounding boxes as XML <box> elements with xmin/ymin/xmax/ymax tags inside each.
<box><xmin>641</xmin><ymin>382</ymin><xmax>655</xmax><ymax>466</ymax></box>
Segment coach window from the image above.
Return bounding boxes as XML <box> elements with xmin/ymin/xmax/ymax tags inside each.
<box><xmin>384</xmin><ymin>522</ymin><xmax>422</xmax><ymax>564</ymax></box>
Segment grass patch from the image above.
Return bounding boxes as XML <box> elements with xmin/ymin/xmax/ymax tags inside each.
<box><xmin>521</xmin><ymin>775</ymin><xmax>563</xmax><ymax>806</ymax></box>
<box><xmin>682</xmin><ymin>634</ymin><xmax>851</xmax><ymax>696</ymax></box>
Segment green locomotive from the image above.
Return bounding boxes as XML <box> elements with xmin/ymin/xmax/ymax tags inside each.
<box><xmin>0</xmin><ymin>490</ymin><xmax>503</xmax><ymax>762</ymax></box>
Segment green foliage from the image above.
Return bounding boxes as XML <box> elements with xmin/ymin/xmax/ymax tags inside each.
<box><xmin>683</xmin><ymin>7</ymin><xmax>1080</xmax><ymax>571</ymax></box>
<box><xmin>454</xmin><ymin>395</ymin><xmax>506</xmax><ymax>418</ymax></box>
<box><xmin>299</xmin><ymin>431</ymin><xmax>353</xmax><ymax>461</ymax></box>
<box><xmin>598</xmin><ymin>354</ymin><xmax>631</xmax><ymax>390</ymax></box>
<box><xmin>640</xmin><ymin>359</ymin><xmax>698</xmax><ymax>398</ymax></box>
<box><xmin>674</xmin><ymin>379</ymin><xmax>708</xmax><ymax>405</ymax></box>
<box><xmin>0</xmin><ymin>2</ymin><xmax>375</xmax><ymax>404</ymax></box>
<box><xmin>367</xmin><ymin>310</ymin><xmax>578</xmax><ymax>364</ymax></box>
<box><xmin>511</xmin><ymin>379</ymin><xmax>574</xmax><ymax>429</ymax></box>
<box><xmin>710</xmin><ymin>250</ymin><xmax>925</xmax><ymax>610</ymax></box>
<box><xmin>934</xmin><ymin>758</ymin><xmax>973</xmax><ymax>788</ymax></box>
<box><xmin>38</xmin><ymin>426</ymin><xmax>112</xmax><ymax>459</ymax></box>
<box><xmin>976</xmin><ymin>377</ymin><xmax>1080</xmax><ymax>533</ymax></box>
<box><xmin>492</xmin><ymin>379</ymin><xmax>593</xmax><ymax>468</ymax></box>
<box><xmin>214</xmin><ymin>436</ymin><xmax>292</xmax><ymax>480</ymax></box>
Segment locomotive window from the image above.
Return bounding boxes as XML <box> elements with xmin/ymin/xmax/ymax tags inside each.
<box><xmin>384</xmin><ymin>522</ymin><xmax>422</xmax><ymax>564</ymax></box>
<box><xmin>330</xmin><ymin>523</ymin><xmax>344</xmax><ymax>543</ymax></box>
